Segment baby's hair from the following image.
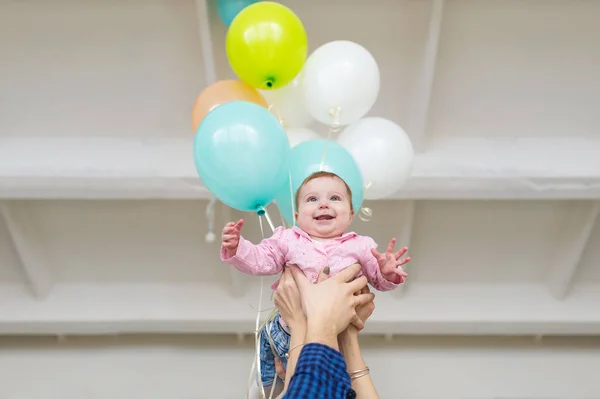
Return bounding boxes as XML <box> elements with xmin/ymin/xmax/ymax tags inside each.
<box><xmin>294</xmin><ymin>171</ymin><xmax>353</xmax><ymax>211</ymax></box>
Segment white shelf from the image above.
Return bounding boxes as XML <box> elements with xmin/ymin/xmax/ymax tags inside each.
<box><xmin>1</xmin><ymin>282</ymin><xmax>599</xmax><ymax>335</ymax></box>
<box><xmin>1</xmin><ymin>137</ymin><xmax>600</xmax><ymax>200</ymax></box>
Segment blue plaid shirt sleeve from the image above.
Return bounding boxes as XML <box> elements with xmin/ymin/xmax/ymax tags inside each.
<box><xmin>283</xmin><ymin>343</ymin><xmax>357</xmax><ymax>399</ymax></box>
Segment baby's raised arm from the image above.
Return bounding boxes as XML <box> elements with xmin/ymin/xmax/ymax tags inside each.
<box><xmin>220</xmin><ymin>220</ymin><xmax>288</xmax><ymax>276</ymax></box>
<box><xmin>356</xmin><ymin>236</ymin><xmax>409</xmax><ymax>291</ymax></box>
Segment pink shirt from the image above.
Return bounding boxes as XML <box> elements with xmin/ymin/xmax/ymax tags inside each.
<box><xmin>220</xmin><ymin>226</ymin><xmax>403</xmax><ymax>292</ymax></box>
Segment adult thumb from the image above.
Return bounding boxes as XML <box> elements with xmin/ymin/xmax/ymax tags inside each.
<box><xmin>289</xmin><ymin>265</ymin><xmax>311</xmax><ymax>292</ymax></box>
<box><xmin>316</xmin><ymin>266</ymin><xmax>331</xmax><ymax>283</ymax></box>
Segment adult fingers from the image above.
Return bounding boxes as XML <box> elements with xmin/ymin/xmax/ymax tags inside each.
<box><xmin>351</xmin><ymin>314</ymin><xmax>364</xmax><ymax>330</ymax></box>
<box><xmin>289</xmin><ymin>265</ymin><xmax>312</xmax><ymax>293</ymax></box>
<box><xmin>346</xmin><ymin>275</ymin><xmax>368</xmax><ymax>293</ymax></box>
<box><xmin>274</xmin><ymin>357</ymin><xmax>286</xmax><ymax>381</ymax></box>
<box><xmin>279</xmin><ymin>267</ymin><xmax>291</xmax><ymax>284</ymax></box>
<box><xmin>352</xmin><ymin>279</ymin><xmax>371</xmax><ymax>296</ymax></box>
<box><xmin>279</xmin><ymin>268</ymin><xmax>300</xmax><ymax>293</ymax></box>
<box><xmin>354</xmin><ymin>292</ymin><xmax>375</xmax><ymax>307</ymax></box>
<box><xmin>335</xmin><ymin>263</ymin><xmax>362</xmax><ymax>283</ymax></box>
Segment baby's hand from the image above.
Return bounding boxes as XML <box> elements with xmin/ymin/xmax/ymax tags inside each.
<box><xmin>371</xmin><ymin>238</ymin><xmax>410</xmax><ymax>284</ymax></box>
<box><xmin>222</xmin><ymin>219</ymin><xmax>244</xmax><ymax>257</ymax></box>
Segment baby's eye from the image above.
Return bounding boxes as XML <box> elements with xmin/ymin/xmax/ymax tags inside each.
<box><xmin>307</xmin><ymin>197</ymin><xmax>317</xmax><ymax>202</ymax></box>
<box><xmin>330</xmin><ymin>195</ymin><xmax>341</xmax><ymax>201</ymax></box>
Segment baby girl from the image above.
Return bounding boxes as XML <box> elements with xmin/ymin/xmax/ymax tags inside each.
<box><xmin>220</xmin><ymin>171</ymin><xmax>410</xmax><ymax>388</ymax></box>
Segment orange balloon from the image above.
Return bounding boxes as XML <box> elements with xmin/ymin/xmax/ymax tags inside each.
<box><xmin>191</xmin><ymin>80</ymin><xmax>269</xmax><ymax>132</ymax></box>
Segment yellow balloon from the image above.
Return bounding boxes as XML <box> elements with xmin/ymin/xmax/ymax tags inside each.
<box><xmin>226</xmin><ymin>2</ymin><xmax>307</xmax><ymax>90</ymax></box>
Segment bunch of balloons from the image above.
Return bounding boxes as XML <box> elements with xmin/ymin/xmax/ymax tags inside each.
<box><xmin>192</xmin><ymin>0</ymin><xmax>414</xmax><ymax>222</ymax></box>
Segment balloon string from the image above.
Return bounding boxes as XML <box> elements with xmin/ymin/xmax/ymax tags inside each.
<box><xmin>320</xmin><ymin>106</ymin><xmax>342</xmax><ymax>170</ymax></box>
<box><xmin>288</xmin><ymin>171</ymin><xmax>296</xmax><ymax>226</ymax></box>
<box><xmin>268</xmin><ymin>104</ymin><xmax>286</xmax><ymax>128</ymax></box>
<box><xmin>263</xmin><ymin>209</ymin><xmax>276</xmax><ymax>233</ymax></box>
<box><xmin>252</xmin><ymin>215</ymin><xmax>267</xmax><ymax>399</ymax></box>
<box><xmin>359</xmin><ymin>182</ymin><xmax>374</xmax><ymax>222</ymax></box>
<box><xmin>262</xmin><ymin>211</ymin><xmax>285</xmax><ymax>399</ymax></box>
<box><xmin>246</xmin><ymin>357</ymin><xmax>256</xmax><ymax>399</ymax></box>
<box><xmin>205</xmin><ymin>198</ymin><xmax>216</xmax><ymax>238</ymax></box>
<box><xmin>247</xmin><ymin>211</ymin><xmax>281</xmax><ymax>399</ymax></box>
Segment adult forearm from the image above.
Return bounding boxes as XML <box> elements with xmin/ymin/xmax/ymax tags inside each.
<box><xmin>283</xmin><ymin>324</ymin><xmax>306</xmax><ymax>392</ymax></box>
<box><xmin>305</xmin><ymin>319</ymin><xmax>339</xmax><ymax>351</ymax></box>
<box><xmin>339</xmin><ymin>332</ymin><xmax>380</xmax><ymax>399</ymax></box>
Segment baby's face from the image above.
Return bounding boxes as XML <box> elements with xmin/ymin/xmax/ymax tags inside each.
<box><xmin>295</xmin><ymin>176</ymin><xmax>354</xmax><ymax>240</ymax></box>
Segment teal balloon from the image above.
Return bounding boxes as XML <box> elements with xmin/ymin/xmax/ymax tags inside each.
<box><xmin>217</xmin><ymin>0</ymin><xmax>259</xmax><ymax>27</ymax></box>
<box><xmin>275</xmin><ymin>139</ymin><xmax>364</xmax><ymax>225</ymax></box>
<box><xmin>194</xmin><ymin>101</ymin><xmax>290</xmax><ymax>214</ymax></box>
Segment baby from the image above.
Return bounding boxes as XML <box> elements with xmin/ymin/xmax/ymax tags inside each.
<box><xmin>220</xmin><ymin>171</ymin><xmax>410</xmax><ymax>388</ymax></box>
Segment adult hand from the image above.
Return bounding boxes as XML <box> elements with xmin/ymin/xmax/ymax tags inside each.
<box><xmin>289</xmin><ymin>263</ymin><xmax>374</xmax><ymax>337</ymax></box>
<box><xmin>315</xmin><ymin>265</ymin><xmax>366</xmax><ymax>331</ymax></box>
<box><xmin>275</xmin><ymin>357</ymin><xmax>286</xmax><ymax>382</ymax></box>
<box><xmin>345</xmin><ymin>286</ymin><xmax>375</xmax><ymax>336</ymax></box>
<box><xmin>273</xmin><ymin>265</ymin><xmax>306</xmax><ymax>330</ymax></box>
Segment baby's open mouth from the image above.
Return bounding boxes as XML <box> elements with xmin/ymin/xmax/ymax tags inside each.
<box><xmin>315</xmin><ymin>215</ymin><xmax>334</xmax><ymax>220</ymax></box>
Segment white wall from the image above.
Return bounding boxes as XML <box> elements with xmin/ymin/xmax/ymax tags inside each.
<box><xmin>1</xmin><ymin>0</ymin><xmax>599</xmax><ymax>397</ymax></box>
<box><xmin>3</xmin><ymin>0</ymin><xmax>600</xmax><ymax>142</ymax></box>
<box><xmin>1</xmin><ymin>335</ymin><xmax>599</xmax><ymax>399</ymax></box>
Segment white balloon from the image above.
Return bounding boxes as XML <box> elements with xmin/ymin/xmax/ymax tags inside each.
<box><xmin>302</xmin><ymin>41</ymin><xmax>380</xmax><ymax>126</ymax></box>
<box><xmin>260</xmin><ymin>74</ymin><xmax>314</xmax><ymax>128</ymax></box>
<box><xmin>286</xmin><ymin>127</ymin><xmax>320</xmax><ymax>148</ymax></box>
<box><xmin>337</xmin><ymin>117</ymin><xmax>414</xmax><ymax>199</ymax></box>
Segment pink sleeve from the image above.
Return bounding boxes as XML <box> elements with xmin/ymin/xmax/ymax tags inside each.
<box><xmin>220</xmin><ymin>226</ymin><xmax>288</xmax><ymax>276</ymax></box>
<box><xmin>357</xmin><ymin>236</ymin><xmax>402</xmax><ymax>292</ymax></box>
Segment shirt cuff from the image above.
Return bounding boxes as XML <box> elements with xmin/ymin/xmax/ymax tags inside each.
<box><xmin>220</xmin><ymin>236</ymin><xmax>251</xmax><ymax>263</ymax></box>
<box><xmin>295</xmin><ymin>343</ymin><xmax>352</xmax><ymax>386</ymax></box>
<box><xmin>377</xmin><ymin>274</ymin><xmax>404</xmax><ymax>291</ymax></box>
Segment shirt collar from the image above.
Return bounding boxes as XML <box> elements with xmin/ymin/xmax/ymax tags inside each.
<box><xmin>292</xmin><ymin>225</ymin><xmax>357</xmax><ymax>242</ymax></box>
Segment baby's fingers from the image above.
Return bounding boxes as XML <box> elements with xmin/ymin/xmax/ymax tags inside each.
<box><xmin>385</xmin><ymin>238</ymin><xmax>397</xmax><ymax>254</ymax></box>
<box><xmin>394</xmin><ymin>247</ymin><xmax>408</xmax><ymax>260</ymax></box>
<box><xmin>395</xmin><ymin>267</ymin><xmax>408</xmax><ymax>278</ymax></box>
<box><xmin>234</xmin><ymin>219</ymin><xmax>244</xmax><ymax>231</ymax></box>
<box><xmin>397</xmin><ymin>256</ymin><xmax>411</xmax><ymax>266</ymax></box>
<box><xmin>370</xmin><ymin>248</ymin><xmax>382</xmax><ymax>259</ymax></box>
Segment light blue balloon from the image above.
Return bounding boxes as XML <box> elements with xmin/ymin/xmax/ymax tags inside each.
<box><xmin>194</xmin><ymin>101</ymin><xmax>291</xmax><ymax>214</ymax></box>
<box><xmin>275</xmin><ymin>139</ymin><xmax>364</xmax><ymax>225</ymax></box>
<box><xmin>217</xmin><ymin>0</ymin><xmax>259</xmax><ymax>27</ymax></box>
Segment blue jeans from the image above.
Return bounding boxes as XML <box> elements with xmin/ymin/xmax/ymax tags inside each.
<box><xmin>259</xmin><ymin>312</ymin><xmax>290</xmax><ymax>386</ymax></box>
